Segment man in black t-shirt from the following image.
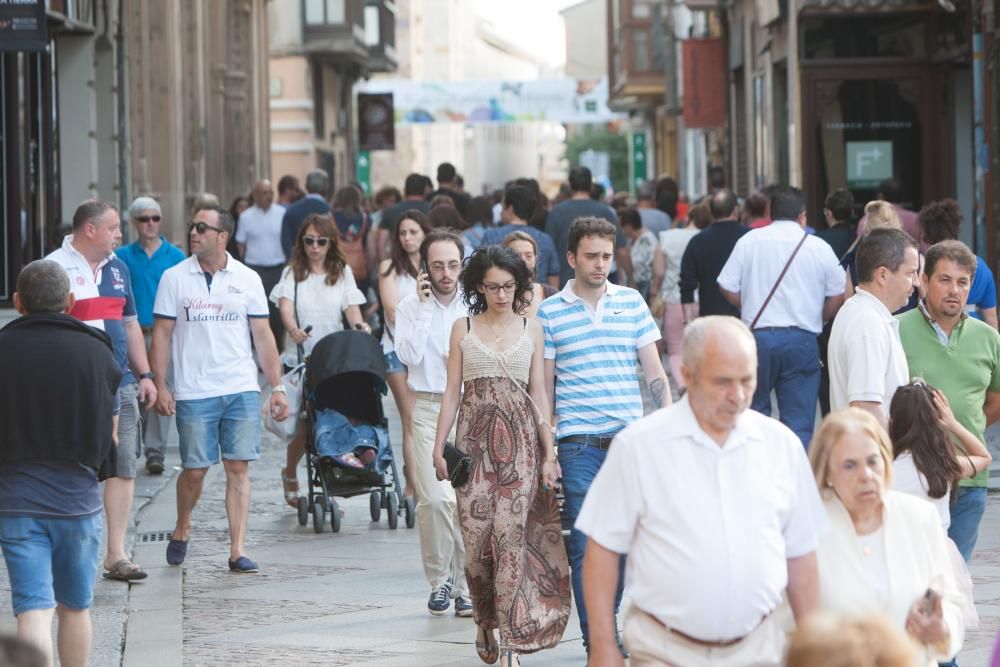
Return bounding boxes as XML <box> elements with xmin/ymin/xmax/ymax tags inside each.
<box><xmin>425</xmin><ymin>162</ymin><xmax>470</xmax><ymax>219</ymax></box>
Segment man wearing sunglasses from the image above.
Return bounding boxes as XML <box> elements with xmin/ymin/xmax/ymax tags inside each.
<box><xmin>150</xmin><ymin>206</ymin><xmax>289</xmax><ymax>573</ymax></box>
<box><xmin>116</xmin><ymin>197</ymin><xmax>185</xmax><ymax>475</ymax></box>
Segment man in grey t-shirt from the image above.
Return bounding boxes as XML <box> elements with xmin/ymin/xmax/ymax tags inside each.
<box><xmin>636</xmin><ymin>181</ymin><xmax>671</xmax><ymax>235</ymax></box>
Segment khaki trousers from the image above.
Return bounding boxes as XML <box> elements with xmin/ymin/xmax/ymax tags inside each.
<box><xmin>410</xmin><ymin>395</ymin><xmax>467</xmax><ymax>596</ymax></box>
<box><xmin>624</xmin><ymin>606</ymin><xmax>786</xmax><ymax>667</ymax></box>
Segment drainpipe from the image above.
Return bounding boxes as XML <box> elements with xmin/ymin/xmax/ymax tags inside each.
<box><xmin>115</xmin><ymin>0</ymin><xmax>130</xmax><ymax>220</ymax></box>
<box><xmin>973</xmin><ymin>0</ymin><xmax>987</xmax><ymax>255</ymax></box>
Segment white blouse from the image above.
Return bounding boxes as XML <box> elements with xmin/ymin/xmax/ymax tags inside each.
<box><xmin>269</xmin><ymin>265</ymin><xmax>366</xmax><ymax>365</ymax></box>
<box><xmin>381</xmin><ymin>271</ymin><xmax>417</xmax><ymax>354</ymax></box>
<box><xmin>893</xmin><ymin>452</ymin><xmax>951</xmax><ymax>530</ymax></box>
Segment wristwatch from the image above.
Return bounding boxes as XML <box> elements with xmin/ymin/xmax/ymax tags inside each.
<box><xmin>271</xmin><ymin>384</ymin><xmax>287</xmax><ymax>394</ymax></box>
<box><xmin>139</xmin><ymin>372</ymin><xmax>155</xmax><ymax>381</ymax></box>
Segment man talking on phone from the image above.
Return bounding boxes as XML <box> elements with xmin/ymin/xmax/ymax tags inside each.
<box><xmin>394</xmin><ymin>229</ymin><xmax>473</xmax><ymax>617</ymax></box>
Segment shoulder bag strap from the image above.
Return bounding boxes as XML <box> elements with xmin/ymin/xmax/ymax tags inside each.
<box><xmin>294</xmin><ymin>276</ymin><xmax>305</xmax><ymax>364</ymax></box>
<box><xmin>749</xmin><ymin>231</ymin><xmax>809</xmax><ymax>331</ymax></box>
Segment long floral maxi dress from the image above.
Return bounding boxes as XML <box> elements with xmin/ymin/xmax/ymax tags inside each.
<box><xmin>455</xmin><ymin>326</ymin><xmax>570</xmax><ymax>653</ymax></box>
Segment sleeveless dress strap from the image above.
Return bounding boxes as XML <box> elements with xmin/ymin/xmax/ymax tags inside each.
<box><xmin>522</xmin><ymin>317</ymin><xmax>527</xmax><ymax>330</ymax></box>
<box><xmin>467</xmin><ymin>316</ymin><xmax>471</xmax><ymax>332</ymax></box>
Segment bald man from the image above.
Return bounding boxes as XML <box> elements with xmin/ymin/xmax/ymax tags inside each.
<box><xmin>235</xmin><ymin>179</ymin><xmax>287</xmax><ymax>345</ymax></box>
<box><xmin>577</xmin><ymin>316</ymin><xmax>825</xmax><ymax>667</ymax></box>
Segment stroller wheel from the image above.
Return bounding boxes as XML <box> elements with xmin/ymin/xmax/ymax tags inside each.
<box><xmin>387</xmin><ymin>492</ymin><xmax>399</xmax><ymax>530</ymax></box>
<box><xmin>369</xmin><ymin>491</ymin><xmax>382</xmax><ymax>522</ymax></box>
<box><xmin>404</xmin><ymin>496</ymin><xmax>416</xmax><ymax>529</ymax></box>
<box><xmin>297</xmin><ymin>496</ymin><xmax>309</xmax><ymax>527</ymax></box>
<box><xmin>330</xmin><ymin>499</ymin><xmax>341</xmax><ymax>533</ymax></box>
<box><xmin>312</xmin><ymin>500</ymin><xmax>325</xmax><ymax>533</ymax></box>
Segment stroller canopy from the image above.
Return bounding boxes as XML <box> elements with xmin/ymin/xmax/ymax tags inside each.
<box><xmin>306</xmin><ymin>330</ymin><xmax>387</xmax><ymax>392</ymax></box>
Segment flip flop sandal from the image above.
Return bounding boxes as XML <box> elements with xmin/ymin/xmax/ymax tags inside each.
<box><xmin>475</xmin><ymin>625</ymin><xmax>499</xmax><ymax>664</ymax></box>
<box><xmin>280</xmin><ymin>467</ymin><xmax>300</xmax><ymax>507</ymax></box>
<box><xmin>103</xmin><ymin>559</ymin><xmax>148</xmax><ymax>581</ymax></box>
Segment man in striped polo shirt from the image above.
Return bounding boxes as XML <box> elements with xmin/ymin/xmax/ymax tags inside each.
<box><xmin>537</xmin><ymin>216</ymin><xmax>670</xmax><ymax>656</ymax></box>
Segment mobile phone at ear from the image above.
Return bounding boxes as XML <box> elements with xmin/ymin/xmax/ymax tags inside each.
<box><xmin>420</xmin><ymin>261</ymin><xmax>431</xmax><ymax>295</ymax></box>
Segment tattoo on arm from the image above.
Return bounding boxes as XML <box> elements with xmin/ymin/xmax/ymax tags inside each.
<box><xmin>649</xmin><ymin>378</ymin><xmax>668</xmax><ymax>408</ymax></box>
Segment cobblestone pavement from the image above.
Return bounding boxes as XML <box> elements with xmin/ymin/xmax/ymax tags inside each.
<box><xmin>2</xmin><ymin>376</ymin><xmax>1000</xmax><ymax>665</ymax></box>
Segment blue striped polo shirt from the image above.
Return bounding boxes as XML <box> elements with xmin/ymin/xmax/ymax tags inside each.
<box><xmin>538</xmin><ymin>280</ymin><xmax>660</xmax><ymax>438</ymax></box>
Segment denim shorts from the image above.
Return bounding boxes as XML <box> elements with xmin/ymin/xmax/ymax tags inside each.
<box><xmin>384</xmin><ymin>351</ymin><xmax>406</xmax><ymax>375</ymax></box>
<box><xmin>0</xmin><ymin>514</ymin><xmax>103</xmax><ymax>616</ymax></box>
<box><xmin>175</xmin><ymin>391</ymin><xmax>261</xmax><ymax>469</ymax></box>
<box><xmin>115</xmin><ymin>382</ymin><xmax>142</xmax><ymax>479</ymax></box>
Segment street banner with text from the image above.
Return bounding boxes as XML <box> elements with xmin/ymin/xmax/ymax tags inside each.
<box><xmin>357</xmin><ymin>77</ymin><xmax>624</xmax><ymax>125</ymax></box>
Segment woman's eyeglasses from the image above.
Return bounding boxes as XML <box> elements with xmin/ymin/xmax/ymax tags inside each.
<box><xmin>188</xmin><ymin>221</ymin><xmax>225</xmax><ymax>235</ymax></box>
<box><xmin>303</xmin><ymin>236</ymin><xmax>330</xmax><ymax>247</ymax></box>
<box><xmin>482</xmin><ymin>282</ymin><xmax>517</xmax><ymax>294</ymax></box>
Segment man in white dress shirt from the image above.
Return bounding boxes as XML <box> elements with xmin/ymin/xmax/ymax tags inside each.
<box><xmin>828</xmin><ymin>228</ymin><xmax>919</xmax><ymax>426</ymax></box>
<box><xmin>577</xmin><ymin>316</ymin><xmax>825</xmax><ymax>667</ymax></box>
<box><xmin>717</xmin><ymin>185</ymin><xmax>845</xmax><ymax>447</ymax></box>
<box><xmin>394</xmin><ymin>229</ymin><xmax>472</xmax><ymax>618</ymax></box>
<box><xmin>235</xmin><ymin>179</ymin><xmax>287</xmax><ymax>345</ymax></box>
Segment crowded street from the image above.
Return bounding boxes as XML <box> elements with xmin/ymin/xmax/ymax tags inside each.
<box><xmin>5</xmin><ymin>0</ymin><xmax>1000</xmax><ymax>665</ymax></box>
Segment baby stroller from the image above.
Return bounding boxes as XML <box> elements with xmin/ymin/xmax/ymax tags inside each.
<box><xmin>296</xmin><ymin>329</ymin><xmax>415</xmax><ymax>533</ymax></box>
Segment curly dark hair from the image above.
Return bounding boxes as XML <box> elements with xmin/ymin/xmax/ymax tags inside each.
<box><xmin>918</xmin><ymin>198</ymin><xmax>962</xmax><ymax>245</ymax></box>
<box><xmin>888</xmin><ymin>379</ymin><xmax>963</xmax><ymax>500</ymax></box>
<box><xmin>460</xmin><ymin>246</ymin><xmax>534</xmax><ymax>316</ymax></box>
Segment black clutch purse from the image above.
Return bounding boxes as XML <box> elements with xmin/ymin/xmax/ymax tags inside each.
<box><xmin>442</xmin><ymin>443</ymin><xmax>472</xmax><ymax>488</ymax></box>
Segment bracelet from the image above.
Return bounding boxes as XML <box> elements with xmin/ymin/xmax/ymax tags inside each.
<box><xmin>271</xmin><ymin>384</ymin><xmax>287</xmax><ymax>394</ymax></box>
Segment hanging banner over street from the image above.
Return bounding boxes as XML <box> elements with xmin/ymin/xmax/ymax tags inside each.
<box><xmin>357</xmin><ymin>77</ymin><xmax>624</xmax><ymax>125</ymax></box>
<box><xmin>682</xmin><ymin>39</ymin><xmax>726</xmax><ymax>129</ymax></box>
<box><xmin>0</xmin><ymin>0</ymin><xmax>47</xmax><ymax>52</ymax></box>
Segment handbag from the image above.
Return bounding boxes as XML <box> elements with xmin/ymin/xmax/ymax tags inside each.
<box><xmin>263</xmin><ymin>276</ymin><xmax>305</xmax><ymax>440</ymax></box>
<box><xmin>442</xmin><ymin>442</ymin><xmax>472</xmax><ymax>488</ymax></box>
<box><xmin>263</xmin><ymin>362</ymin><xmax>304</xmax><ymax>441</ymax></box>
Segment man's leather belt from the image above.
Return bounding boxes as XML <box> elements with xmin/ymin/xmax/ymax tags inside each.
<box><xmin>557</xmin><ymin>433</ymin><xmax>618</xmax><ymax>450</ymax></box>
<box><xmin>640</xmin><ymin>607</ymin><xmax>771</xmax><ymax>649</ymax></box>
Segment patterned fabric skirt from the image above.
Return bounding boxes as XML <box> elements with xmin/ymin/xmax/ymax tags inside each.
<box><xmin>455</xmin><ymin>376</ymin><xmax>570</xmax><ymax>653</ymax></box>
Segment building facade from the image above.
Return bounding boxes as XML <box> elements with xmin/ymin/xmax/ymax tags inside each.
<box><xmin>268</xmin><ymin>0</ymin><xmax>397</xmax><ymax>191</ymax></box>
<box><xmin>1</xmin><ymin>0</ymin><xmax>273</xmax><ymax>306</ymax></box>
<box><xmin>724</xmin><ymin>0</ymin><xmax>994</xmax><ymax>263</ymax></box>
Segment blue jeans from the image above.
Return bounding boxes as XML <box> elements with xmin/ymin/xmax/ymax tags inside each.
<box><xmin>948</xmin><ymin>486</ymin><xmax>987</xmax><ymax>562</ymax></box>
<box><xmin>751</xmin><ymin>328</ymin><xmax>821</xmax><ymax>448</ymax></box>
<box><xmin>559</xmin><ymin>440</ymin><xmax>625</xmax><ymax>644</ymax></box>
<box><xmin>0</xmin><ymin>514</ymin><xmax>103</xmax><ymax>616</ymax></box>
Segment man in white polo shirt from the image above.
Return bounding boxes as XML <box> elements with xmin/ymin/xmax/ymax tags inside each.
<box><xmin>394</xmin><ymin>229</ymin><xmax>473</xmax><ymax>618</ymax></box>
<box><xmin>828</xmin><ymin>228</ymin><xmax>919</xmax><ymax>426</ymax></box>
<box><xmin>536</xmin><ymin>216</ymin><xmax>669</xmax><ymax>657</ymax></box>
<box><xmin>151</xmin><ymin>206</ymin><xmax>288</xmax><ymax>574</ymax></box>
<box><xmin>717</xmin><ymin>185</ymin><xmax>845</xmax><ymax>447</ymax></box>
<box><xmin>578</xmin><ymin>316</ymin><xmax>823</xmax><ymax>667</ymax></box>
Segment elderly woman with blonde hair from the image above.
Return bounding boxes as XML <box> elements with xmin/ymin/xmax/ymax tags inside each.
<box><xmin>809</xmin><ymin>408</ymin><xmax>965</xmax><ymax>666</ymax></box>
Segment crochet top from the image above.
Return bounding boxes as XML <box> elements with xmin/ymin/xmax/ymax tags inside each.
<box><xmin>460</xmin><ymin>320</ymin><xmax>532</xmax><ymax>385</ymax></box>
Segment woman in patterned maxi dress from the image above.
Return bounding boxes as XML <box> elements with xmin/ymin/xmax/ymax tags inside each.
<box><xmin>433</xmin><ymin>246</ymin><xmax>570</xmax><ymax>667</ymax></box>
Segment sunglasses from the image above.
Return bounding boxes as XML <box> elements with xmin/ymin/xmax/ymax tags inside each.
<box><xmin>136</xmin><ymin>215</ymin><xmax>161</xmax><ymax>223</ymax></box>
<box><xmin>188</xmin><ymin>221</ymin><xmax>225</xmax><ymax>235</ymax></box>
<box><xmin>303</xmin><ymin>236</ymin><xmax>330</xmax><ymax>247</ymax></box>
